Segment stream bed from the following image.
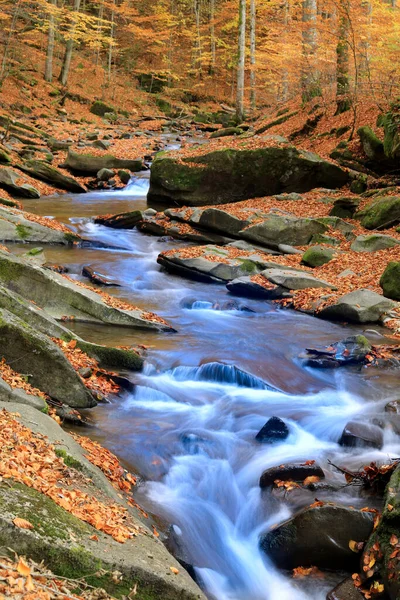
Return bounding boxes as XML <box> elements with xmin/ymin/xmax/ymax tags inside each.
<box><xmin>19</xmin><ymin>173</ymin><xmax>400</xmax><ymax>600</ymax></box>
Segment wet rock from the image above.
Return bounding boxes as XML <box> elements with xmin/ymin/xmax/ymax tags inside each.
<box><xmin>94</xmin><ymin>210</ymin><xmax>142</xmax><ymax>229</ymax></box>
<box><xmin>0</xmin><ymin>167</ymin><xmax>40</xmax><ymax>198</ymax></box>
<box><xmin>97</xmin><ymin>168</ymin><xmax>114</xmax><ymax>181</ymax></box>
<box><xmin>43</xmin><ymin>263</ymin><xmax>69</xmax><ymax>273</ymax></box>
<box><xmin>302</xmin><ymin>335</ymin><xmax>372</xmax><ymax>368</ymax></box>
<box><xmin>118</xmin><ymin>169</ymin><xmax>131</xmax><ymax>184</ymax></box>
<box><xmin>148</xmin><ymin>146</ymin><xmax>350</xmax><ymax>206</ymax></box>
<box><xmin>327</xmin><ymin>577</ymin><xmax>366</xmax><ymax>600</ymax></box>
<box><xmin>302</xmin><ymin>245</ymin><xmax>335</xmax><ymax>267</ymax></box>
<box><xmin>356</xmin><ymin>196</ymin><xmax>400</xmax><ymax>230</ymax></box>
<box><xmin>259</xmin><ymin>504</ymin><xmax>374</xmax><ymax>570</ymax></box>
<box><xmin>385</xmin><ymin>400</ymin><xmax>400</xmax><ymax>413</ymax></box>
<box><xmin>65</xmin><ymin>149</ymin><xmax>143</xmax><ymax>174</ymax></box>
<box><xmin>339</xmin><ymin>421</ymin><xmax>384</xmax><ymax>449</ymax></box>
<box><xmin>227</xmin><ymin>276</ymin><xmax>289</xmax><ymax>300</ymax></box>
<box><xmin>351</xmin><ymin>234</ymin><xmax>400</xmax><ymax>253</ymax></box>
<box><xmin>82</xmin><ymin>265</ymin><xmax>121</xmax><ymax>287</ymax></box>
<box><xmin>318</xmin><ymin>289</ymin><xmax>398</xmax><ymax>323</ymax></box>
<box><xmin>380</xmin><ymin>261</ymin><xmax>400</xmax><ymax>301</ymax></box>
<box><xmin>259</xmin><ymin>463</ymin><xmax>324</xmax><ymax>488</ymax></box>
<box><xmin>19</xmin><ymin>159</ymin><xmax>86</xmax><ymax>193</ymax></box>
<box><xmin>255</xmin><ymin>417</ymin><xmax>289</xmax><ymax>443</ymax></box>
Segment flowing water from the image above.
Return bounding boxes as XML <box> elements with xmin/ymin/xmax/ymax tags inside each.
<box><xmin>19</xmin><ymin>164</ymin><xmax>400</xmax><ymax>600</ymax></box>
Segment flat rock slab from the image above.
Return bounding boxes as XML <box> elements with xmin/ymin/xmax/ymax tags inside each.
<box><xmin>0</xmin><ymin>403</ymin><xmax>205</xmax><ymax>600</ymax></box>
<box><xmin>66</xmin><ymin>149</ymin><xmax>143</xmax><ymax>174</ymax></box>
<box><xmin>19</xmin><ymin>159</ymin><xmax>87</xmax><ymax>193</ymax></box>
<box><xmin>240</xmin><ymin>213</ymin><xmax>328</xmax><ymax>249</ymax></box>
<box><xmin>0</xmin><ymin>250</ymin><xmax>173</xmax><ymax>330</ymax></box>
<box><xmin>0</xmin><ymin>167</ymin><xmax>40</xmax><ymax>198</ymax></box>
<box><xmin>0</xmin><ymin>206</ymin><xmax>75</xmax><ymax>244</ymax></box>
<box><xmin>262</xmin><ymin>267</ymin><xmax>335</xmax><ymax>290</ymax></box>
<box><xmin>138</xmin><ymin>216</ymin><xmax>234</xmax><ymax>245</ymax></box>
<box><xmin>351</xmin><ymin>234</ymin><xmax>400</xmax><ymax>252</ymax></box>
<box><xmin>319</xmin><ymin>289</ymin><xmax>398</xmax><ymax>323</ymax></box>
<box><xmin>227</xmin><ymin>276</ymin><xmax>289</xmax><ymax>299</ymax></box>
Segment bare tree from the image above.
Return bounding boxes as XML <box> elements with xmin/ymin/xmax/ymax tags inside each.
<box><xmin>249</xmin><ymin>0</ymin><xmax>256</xmax><ymax>110</ymax></box>
<box><xmin>59</xmin><ymin>0</ymin><xmax>82</xmax><ymax>86</ymax></box>
<box><xmin>0</xmin><ymin>0</ymin><xmax>22</xmax><ymax>84</ymax></box>
<box><xmin>335</xmin><ymin>0</ymin><xmax>351</xmax><ymax>114</ymax></box>
<box><xmin>301</xmin><ymin>0</ymin><xmax>320</xmax><ymax>102</ymax></box>
<box><xmin>45</xmin><ymin>0</ymin><xmax>57</xmax><ymax>82</ymax></box>
<box><xmin>236</xmin><ymin>0</ymin><xmax>246</xmax><ymax>121</ymax></box>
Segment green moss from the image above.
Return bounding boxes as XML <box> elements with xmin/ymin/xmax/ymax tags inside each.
<box><xmin>54</xmin><ymin>448</ymin><xmax>84</xmax><ymax>471</ymax></box>
<box><xmin>77</xmin><ymin>341</ymin><xmax>143</xmax><ymax>370</ymax></box>
<box><xmin>238</xmin><ymin>259</ymin><xmax>257</xmax><ymax>273</ymax></box>
<box><xmin>302</xmin><ymin>246</ymin><xmax>334</xmax><ymax>268</ymax></box>
<box><xmin>41</xmin><ymin>403</ymin><xmax>49</xmax><ymax>414</ymax></box>
<box><xmin>16</xmin><ymin>224</ymin><xmax>31</xmax><ymax>239</ymax></box>
<box><xmin>90</xmin><ymin>101</ymin><xmax>116</xmax><ymax>117</ymax></box>
<box><xmin>64</xmin><ymin>232</ymin><xmax>81</xmax><ymax>243</ymax></box>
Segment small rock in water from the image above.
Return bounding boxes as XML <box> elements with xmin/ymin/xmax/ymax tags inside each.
<box><xmin>385</xmin><ymin>400</ymin><xmax>400</xmax><ymax>413</ymax></box>
<box><xmin>326</xmin><ymin>576</ymin><xmax>365</xmax><ymax>600</ymax></box>
<box><xmin>97</xmin><ymin>168</ymin><xmax>114</xmax><ymax>181</ymax></box>
<box><xmin>82</xmin><ymin>265</ymin><xmax>121</xmax><ymax>287</ymax></box>
<box><xmin>255</xmin><ymin>416</ymin><xmax>289</xmax><ymax>443</ymax></box>
<box><xmin>302</xmin><ymin>335</ymin><xmax>372</xmax><ymax>368</ymax></box>
<box><xmin>43</xmin><ymin>263</ymin><xmax>69</xmax><ymax>274</ymax></box>
<box><xmin>339</xmin><ymin>420</ymin><xmax>384</xmax><ymax>449</ymax></box>
<box><xmin>260</xmin><ymin>462</ymin><xmax>324</xmax><ymax>488</ymax></box>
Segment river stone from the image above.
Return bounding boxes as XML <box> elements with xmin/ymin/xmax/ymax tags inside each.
<box><xmin>0</xmin><ymin>206</ymin><xmax>76</xmax><ymax>244</ymax></box>
<box><xmin>262</xmin><ymin>267</ymin><xmax>335</xmax><ymax>290</ymax></box>
<box><xmin>380</xmin><ymin>261</ymin><xmax>400</xmax><ymax>300</ymax></box>
<box><xmin>361</xmin><ymin>464</ymin><xmax>400</xmax><ymax>600</ymax></box>
<box><xmin>18</xmin><ymin>159</ymin><xmax>87</xmax><ymax>193</ymax></box>
<box><xmin>385</xmin><ymin>400</ymin><xmax>400</xmax><ymax>413</ymax></box>
<box><xmin>259</xmin><ymin>504</ymin><xmax>374</xmax><ymax>570</ymax></box>
<box><xmin>65</xmin><ymin>149</ymin><xmax>143</xmax><ymax>174</ymax></box>
<box><xmin>0</xmin><ymin>403</ymin><xmax>206</xmax><ymax>600</ymax></box>
<box><xmin>327</xmin><ymin>577</ymin><xmax>365</xmax><ymax>600</ymax></box>
<box><xmin>0</xmin><ymin>167</ymin><xmax>40</xmax><ymax>198</ymax></box>
<box><xmin>255</xmin><ymin>417</ymin><xmax>289</xmax><ymax>443</ymax></box>
<box><xmin>97</xmin><ymin>167</ymin><xmax>114</xmax><ymax>181</ymax></box>
<box><xmin>339</xmin><ymin>421</ymin><xmax>384</xmax><ymax>449</ymax></box>
<box><xmin>94</xmin><ymin>210</ymin><xmax>142</xmax><ymax>229</ymax></box>
<box><xmin>0</xmin><ymin>249</ymin><xmax>172</xmax><ymax>331</ymax></box>
<box><xmin>259</xmin><ymin>463</ymin><xmax>324</xmax><ymax>488</ymax></box>
<box><xmin>240</xmin><ymin>214</ymin><xmax>328</xmax><ymax>248</ymax></box>
<box><xmin>351</xmin><ymin>234</ymin><xmax>400</xmax><ymax>253</ymax></box>
<box><xmin>226</xmin><ymin>276</ymin><xmax>290</xmax><ymax>300</ymax></box>
<box><xmin>0</xmin><ymin>308</ymin><xmax>95</xmax><ymax>407</ymax></box>
<box><xmin>118</xmin><ymin>169</ymin><xmax>131</xmax><ymax>184</ymax></box>
<box><xmin>302</xmin><ymin>245</ymin><xmax>335</xmax><ymax>267</ymax></box>
<box><xmin>303</xmin><ymin>335</ymin><xmax>372</xmax><ymax>368</ymax></box>
<box><xmin>148</xmin><ymin>146</ymin><xmax>350</xmax><ymax>206</ymax></box>
<box><xmin>356</xmin><ymin>196</ymin><xmax>400</xmax><ymax>230</ymax></box>
<box><xmin>318</xmin><ymin>289</ymin><xmax>398</xmax><ymax>323</ymax></box>
<box><xmin>199</xmin><ymin>208</ymin><xmax>250</xmax><ymax>236</ymax></box>
<box><xmin>209</xmin><ymin>127</ymin><xmax>243</xmax><ymax>139</ymax></box>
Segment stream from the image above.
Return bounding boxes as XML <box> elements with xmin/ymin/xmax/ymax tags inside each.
<box><xmin>18</xmin><ymin>158</ymin><xmax>400</xmax><ymax>600</ymax></box>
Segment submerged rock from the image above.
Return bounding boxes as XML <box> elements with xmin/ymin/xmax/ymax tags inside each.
<box><xmin>302</xmin><ymin>335</ymin><xmax>372</xmax><ymax>368</ymax></box>
<box><xmin>327</xmin><ymin>577</ymin><xmax>366</xmax><ymax>600</ymax></box>
<box><xmin>339</xmin><ymin>421</ymin><xmax>384</xmax><ymax>449</ymax></box>
<box><xmin>255</xmin><ymin>416</ymin><xmax>289</xmax><ymax>443</ymax></box>
<box><xmin>259</xmin><ymin>462</ymin><xmax>324</xmax><ymax>488</ymax></box>
<box><xmin>148</xmin><ymin>146</ymin><xmax>349</xmax><ymax>206</ymax></box>
<box><xmin>259</xmin><ymin>504</ymin><xmax>374</xmax><ymax>570</ymax></box>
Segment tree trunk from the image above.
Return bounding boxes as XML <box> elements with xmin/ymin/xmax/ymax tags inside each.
<box><xmin>0</xmin><ymin>0</ymin><xmax>22</xmax><ymax>84</ymax></box>
<box><xmin>335</xmin><ymin>0</ymin><xmax>351</xmax><ymax>114</ymax></box>
<box><xmin>301</xmin><ymin>0</ymin><xmax>320</xmax><ymax>102</ymax></box>
<box><xmin>236</xmin><ymin>0</ymin><xmax>246</xmax><ymax>122</ymax></box>
<box><xmin>107</xmin><ymin>1</ymin><xmax>115</xmax><ymax>83</ymax></box>
<box><xmin>59</xmin><ymin>0</ymin><xmax>82</xmax><ymax>86</ymax></box>
<box><xmin>45</xmin><ymin>0</ymin><xmax>57</xmax><ymax>82</ymax></box>
<box><xmin>249</xmin><ymin>0</ymin><xmax>256</xmax><ymax>110</ymax></box>
<box><xmin>209</xmin><ymin>0</ymin><xmax>216</xmax><ymax>74</ymax></box>
<box><xmin>281</xmin><ymin>0</ymin><xmax>290</xmax><ymax>102</ymax></box>
<box><xmin>193</xmin><ymin>0</ymin><xmax>202</xmax><ymax>76</ymax></box>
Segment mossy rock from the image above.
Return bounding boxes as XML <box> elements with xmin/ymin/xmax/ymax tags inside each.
<box><xmin>351</xmin><ymin>234</ymin><xmax>400</xmax><ymax>253</ymax></box>
<box><xmin>377</xmin><ymin>100</ymin><xmax>400</xmax><ymax>160</ymax></box>
<box><xmin>19</xmin><ymin>159</ymin><xmax>86</xmax><ymax>194</ymax></box>
<box><xmin>66</xmin><ymin>150</ymin><xmax>142</xmax><ymax>175</ymax></box>
<box><xmin>210</xmin><ymin>127</ymin><xmax>243</xmax><ymax>139</ymax></box>
<box><xmin>357</xmin><ymin>126</ymin><xmax>385</xmax><ymax>160</ymax></box>
<box><xmin>302</xmin><ymin>245</ymin><xmax>335</xmax><ymax>267</ymax></box>
<box><xmin>149</xmin><ymin>146</ymin><xmax>349</xmax><ymax>207</ymax></box>
<box><xmin>90</xmin><ymin>100</ymin><xmax>117</xmax><ymax>117</ymax></box>
<box><xmin>380</xmin><ymin>261</ymin><xmax>400</xmax><ymax>300</ymax></box>
<box><xmin>355</xmin><ymin>196</ymin><xmax>400</xmax><ymax>230</ymax></box>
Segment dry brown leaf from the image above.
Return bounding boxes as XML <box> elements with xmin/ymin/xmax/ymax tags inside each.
<box><xmin>13</xmin><ymin>517</ymin><xmax>34</xmax><ymax>530</ymax></box>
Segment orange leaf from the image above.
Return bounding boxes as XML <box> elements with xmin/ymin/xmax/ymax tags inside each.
<box><xmin>170</xmin><ymin>567</ymin><xmax>179</xmax><ymax>574</ymax></box>
<box><xmin>17</xmin><ymin>557</ymin><xmax>31</xmax><ymax>577</ymax></box>
<box><xmin>13</xmin><ymin>517</ymin><xmax>34</xmax><ymax>530</ymax></box>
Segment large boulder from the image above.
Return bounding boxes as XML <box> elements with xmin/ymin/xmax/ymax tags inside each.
<box><xmin>377</xmin><ymin>100</ymin><xmax>400</xmax><ymax>161</ymax></box>
<box><xmin>0</xmin><ymin>167</ymin><xmax>40</xmax><ymax>198</ymax></box>
<box><xmin>148</xmin><ymin>146</ymin><xmax>350</xmax><ymax>206</ymax></box>
<box><xmin>65</xmin><ymin>149</ymin><xmax>142</xmax><ymax>174</ymax></box>
<box><xmin>0</xmin><ymin>308</ymin><xmax>95</xmax><ymax>407</ymax></box>
<box><xmin>240</xmin><ymin>214</ymin><xmax>328</xmax><ymax>249</ymax></box>
<box><xmin>0</xmin><ymin>250</ymin><xmax>173</xmax><ymax>331</ymax></box>
<box><xmin>19</xmin><ymin>159</ymin><xmax>87</xmax><ymax>193</ymax></box>
<box><xmin>318</xmin><ymin>289</ymin><xmax>397</xmax><ymax>323</ymax></box>
<box><xmin>259</xmin><ymin>504</ymin><xmax>374</xmax><ymax>570</ymax></box>
<box><xmin>0</xmin><ymin>206</ymin><xmax>77</xmax><ymax>244</ymax></box>
<box><xmin>357</xmin><ymin>126</ymin><xmax>385</xmax><ymax>161</ymax></box>
<box><xmin>351</xmin><ymin>234</ymin><xmax>400</xmax><ymax>252</ymax></box>
<box><xmin>380</xmin><ymin>261</ymin><xmax>400</xmax><ymax>300</ymax></box>
<box><xmin>355</xmin><ymin>196</ymin><xmax>400</xmax><ymax>230</ymax></box>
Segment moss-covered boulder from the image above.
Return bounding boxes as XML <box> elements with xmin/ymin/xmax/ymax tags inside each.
<box><xmin>302</xmin><ymin>245</ymin><xmax>335</xmax><ymax>267</ymax></box>
<box><xmin>351</xmin><ymin>234</ymin><xmax>400</xmax><ymax>252</ymax></box>
<box><xmin>0</xmin><ymin>308</ymin><xmax>95</xmax><ymax>407</ymax></box>
<box><xmin>380</xmin><ymin>261</ymin><xmax>400</xmax><ymax>300</ymax></box>
<box><xmin>357</xmin><ymin>126</ymin><xmax>385</xmax><ymax>161</ymax></box>
<box><xmin>19</xmin><ymin>159</ymin><xmax>87</xmax><ymax>193</ymax></box>
<box><xmin>240</xmin><ymin>214</ymin><xmax>328</xmax><ymax>249</ymax></box>
<box><xmin>355</xmin><ymin>196</ymin><xmax>400</xmax><ymax>230</ymax></box>
<box><xmin>66</xmin><ymin>149</ymin><xmax>142</xmax><ymax>175</ymax></box>
<box><xmin>90</xmin><ymin>100</ymin><xmax>117</xmax><ymax>117</ymax></box>
<box><xmin>377</xmin><ymin>99</ymin><xmax>400</xmax><ymax>161</ymax></box>
<box><xmin>329</xmin><ymin>196</ymin><xmax>360</xmax><ymax>218</ymax></box>
<box><xmin>209</xmin><ymin>127</ymin><xmax>244</xmax><ymax>139</ymax></box>
<box><xmin>0</xmin><ymin>249</ymin><xmax>173</xmax><ymax>331</ymax></box>
<box><xmin>148</xmin><ymin>146</ymin><xmax>350</xmax><ymax>206</ymax></box>
<box><xmin>0</xmin><ymin>167</ymin><xmax>40</xmax><ymax>198</ymax></box>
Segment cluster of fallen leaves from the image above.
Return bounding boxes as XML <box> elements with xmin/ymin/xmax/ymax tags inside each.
<box><xmin>0</xmin><ymin>357</ymin><xmax>47</xmax><ymax>399</ymax></box>
<box><xmin>0</xmin><ymin>554</ymin><xmax>116</xmax><ymax>599</ymax></box>
<box><xmin>0</xmin><ymin>408</ymin><xmax>142</xmax><ymax>543</ymax></box>
<box><xmin>71</xmin><ymin>435</ymin><xmax>151</xmax><ymax>522</ymax></box>
<box><xmin>7</xmin><ymin>206</ymin><xmax>77</xmax><ymax>235</ymax></box>
<box><xmin>350</xmin><ymin>536</ymin><xmax>395</xmax><ymax>599</ymax></box>
<box><xmin>52</xmin><ymin>339</ymin><xmax>120</xmax><ymax>398</ymax></box>
<box><xmin>61</xmin><ymin>275</ymin><xmax>168</xmax><ymax>326</ymax></box>
<box><xmin>343</xmin><ymin>460</ymin><xmax>400</xmax><ymax>492</ymax></box>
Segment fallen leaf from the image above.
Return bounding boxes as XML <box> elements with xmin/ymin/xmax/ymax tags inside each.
<box><xmin>170</xmin><ymin>567</ymin><xmax>179</xmax><ymax>575</ymax></box>
<box><xmin>17</xmin><ymin>557</ymin><xmax>30</xmax><ymax>577</ymax></box>
<box><xmin>13</xmin><ymin>518</ymin><xmax>34</xmax><ymax>530</ymax></box>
